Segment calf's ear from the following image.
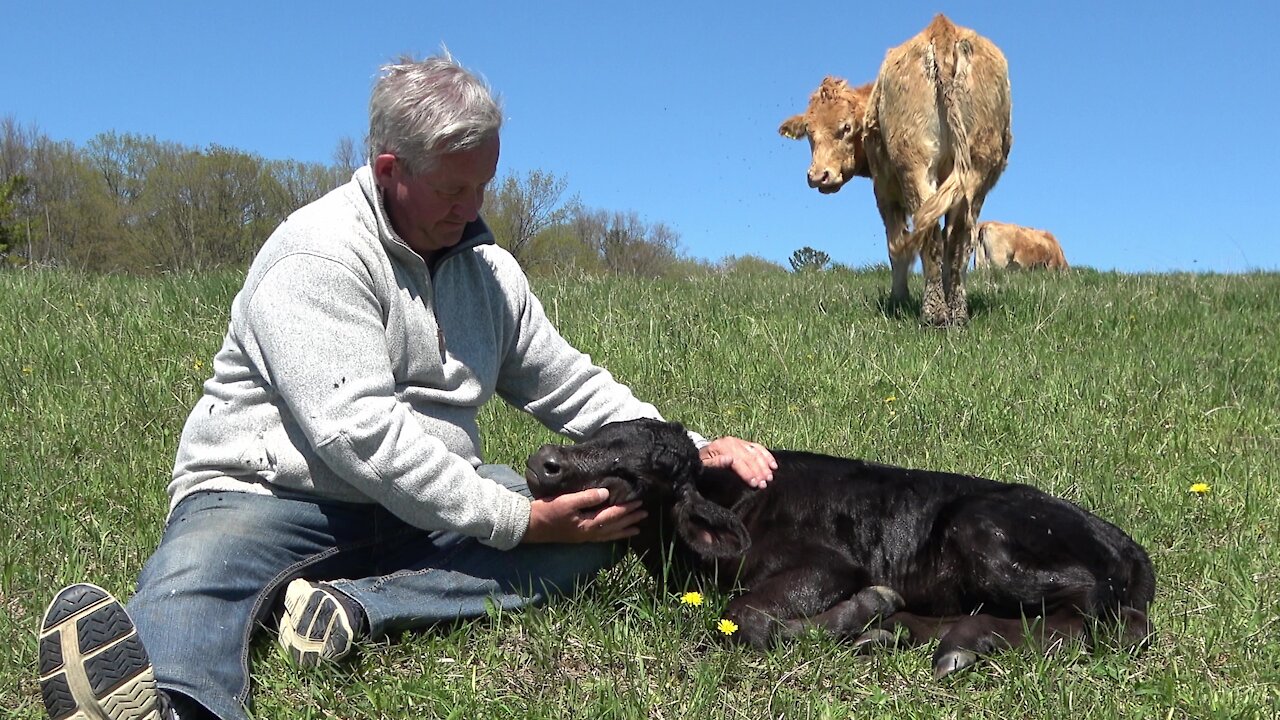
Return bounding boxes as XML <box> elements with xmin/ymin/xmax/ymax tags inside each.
<box><xmin>674</xmin><ymin>489</ymin><xmax>751</xmax><ymax>559</ymax></box>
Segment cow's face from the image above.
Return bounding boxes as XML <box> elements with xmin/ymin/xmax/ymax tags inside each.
<box><xmin>525</xmin><ymin>418</ymin><xmax>700</xmax><ymax>506</ymax></box>
<box><xmin>778</xmin><ymin>77</ymin><xmax>872</xmax><ymax>193</ymax></box>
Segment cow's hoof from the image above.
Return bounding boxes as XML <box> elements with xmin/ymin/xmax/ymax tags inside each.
<box><xmin>852</xmin><ymin>628</ymin><xmax>898</xmax><ymax>653</ymax></box>
<box><xmin>932</xmin><ymin>649</ymin><xmax>979</xmax><ymax>679</ymax></box>
<box><xmin>922</xmin><ymin>309</ymin><xmax>950</xmax><ymax>328</ymax></box>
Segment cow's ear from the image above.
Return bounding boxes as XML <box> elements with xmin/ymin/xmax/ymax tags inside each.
<box><xmin>778</xmin><ymin>115</ymin><xmax>808</xmax><ymax>140</ymax></box>
<box><xmin>674</xmin><ymin>489</ymin><xmax>751</xmax><ymax>559</ymax></box>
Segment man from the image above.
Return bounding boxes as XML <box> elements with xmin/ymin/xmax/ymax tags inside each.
<box><xmin>37</xmin><ymin>53</ymin><xmax>775</xmax><ymax>720</ymax></box>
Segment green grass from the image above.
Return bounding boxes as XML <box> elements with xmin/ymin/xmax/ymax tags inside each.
<box><xmin>3</xmin><ymin>266</ymin><xmax>1278</xmax><ymax>718</ymax></box>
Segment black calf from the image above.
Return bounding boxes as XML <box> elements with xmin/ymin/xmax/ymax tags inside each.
<box><xmin>525</xmin><ymin>418</ymin><xmax>1155</xmax><ymax>678</ymax></box>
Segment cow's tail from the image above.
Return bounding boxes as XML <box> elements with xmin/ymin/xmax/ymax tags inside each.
<box><xmin>909</xmin><ymin>28</ymin><xmax>976</xmax><ymax>246</ymax></box>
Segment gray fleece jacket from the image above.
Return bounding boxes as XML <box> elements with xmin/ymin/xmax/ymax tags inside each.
<box><xmin>170</xmin><ymin>166</ymin><xmax>689</xmax><ymax>550</ymax></box>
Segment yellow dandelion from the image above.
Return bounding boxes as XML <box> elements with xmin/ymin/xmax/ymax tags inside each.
<box><xmin>884</xmin><ymin>395</ymin><xmax>897</xmax><ymax>404</ymax></box>
<box><xmin>680</xmin><ymin>591</ymin><xmax>704</xmax><ymax>606</ymax></box>
<box><xmin>22</xmin><ymin>366</ymin><xmax>32</xmax><ymax>374</ymax></box>
<box><xmin>1189</xmin><ymin>483</ymin><xmax>1211</xmax><ymax>495</ymax></box>
<box><xmin>192</xmin><ymin>359</ymin><xmax>205</xmax><ymax>371</ymax></box>
<box><xmin>717</xmin><ymin>618</ymin><xmax>738</xmax><ymax>635</ymax></box>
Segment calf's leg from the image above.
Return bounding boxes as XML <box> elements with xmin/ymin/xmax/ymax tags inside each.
<box><xmin>932</xmin><ymin>610</ymin><xmax>1087</xmax><ymax>679</ymax></box>
<box><xmin>777</xmin><ymin>585</ymin><xmax>904</xmax><ymax>640</ymax></box>
<box><xmin>853</xmin><ymin>610</ymin><xmax>957</xmax><ymax>652</ymax></box>
<box><xmin>721</xmin><ymin>565</ymin><xmax>861</xmax><ymax>649</ymax></box>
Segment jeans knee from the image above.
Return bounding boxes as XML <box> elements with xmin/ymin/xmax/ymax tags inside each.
<box><xmin>531</xmin><ymin>542</ymin><xmax>621</xmax><ymax>597</ymax></box>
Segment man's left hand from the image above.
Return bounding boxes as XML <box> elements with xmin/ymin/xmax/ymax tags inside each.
<box><xmin>699</xmin><ymin>436</ymin><xmax>777</xmax><ymax>489</ymax></box>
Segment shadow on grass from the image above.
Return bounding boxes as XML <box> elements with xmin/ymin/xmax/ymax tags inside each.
<box><xmin>875</xmin><ymin>292</ymin><xmax>920</xmax><ymax>320</ymax></box>
<box><xmin>873</xmin><ymin>289</ymin><xmax>996</xmax><ymax>325</ymax></box>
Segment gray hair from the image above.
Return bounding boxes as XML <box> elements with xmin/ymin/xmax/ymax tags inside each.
<box><xmin>367</xmin><ymin>51</ymin><xmax>503</xmax><ymax>176</ymax></box>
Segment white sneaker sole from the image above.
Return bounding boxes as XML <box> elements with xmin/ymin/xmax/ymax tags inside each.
<box><xmin>39</xmin><ymin>583</ymin><xmax>163</xmax><ymax>720</ymax></box>
<box><xmin>277</xmin><ymin>578</ymin><xmax>354</xmax><ymax>666</ymax></box>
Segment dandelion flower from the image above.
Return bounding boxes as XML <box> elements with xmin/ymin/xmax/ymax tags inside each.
<box><xmin>680</xmin><ymin>591</ymin><xmax>704</xmax><ymax>606</ymax></box>
<box><xmin>884</xmin><ymin>395</ymin><xmax>897</xmax><ymax>404</ymax></box>
<box><xmin>1189</xmin><ymin>482</ymin><xmax>1211</xmax><ymax>494</ymax></box>
<box><xmin>192</xmin><ymin>359</ymin><xmax>205</xmax><ymax>371</ymax></box>
<box><xmin>22</xmin><ymin>366</ymin><xmax>32</xmax><ymax>374</ymax></box>
<box><xmin>717</xmin><ymin>618</ymin><xmax>738</xmax><ymax>635</ymax></box>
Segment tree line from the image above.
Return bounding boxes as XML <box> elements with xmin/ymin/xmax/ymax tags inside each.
<box><xmin>0</xmin><ymin>116</ymin><xmax>796</xmax><ymax>277</ymax></box>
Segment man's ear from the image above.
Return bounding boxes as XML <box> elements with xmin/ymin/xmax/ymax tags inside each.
<box><xmin>372</xmin><ymin>153</ymin><xmax>399</xmax><ymax>187</ymax></box>
<box><xmin>673</xmin><ymin>488</ymin><xmax>751</xmax><ymax>559</ymax></box>
<box><xmin>778</xmin><ymin>115</ymin><xmax>808</xmax><ymax>140</ymax></box>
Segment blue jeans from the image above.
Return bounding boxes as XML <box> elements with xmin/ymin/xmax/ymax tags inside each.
<box><xmin>126</xmin><ymin>466</ymin><xmax>618</xmax><ymax>720</ymax></box>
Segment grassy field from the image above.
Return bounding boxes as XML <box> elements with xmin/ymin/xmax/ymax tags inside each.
<box><xmin>2</xmin><ymin>266</ymin><xmax>1278</xmax><ymax>719</ymax></box>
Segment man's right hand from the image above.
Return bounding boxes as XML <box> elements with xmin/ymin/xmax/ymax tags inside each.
<box><xmin>522</xmin><ymin>488</ymin><xmax>647</xmax><ymax>544</ymax></box>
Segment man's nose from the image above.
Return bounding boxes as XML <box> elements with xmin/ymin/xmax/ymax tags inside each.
<box><xmin>454</xmin><ymin>190</ymin><xmax>483</xmax><ymax>221</ymax></box>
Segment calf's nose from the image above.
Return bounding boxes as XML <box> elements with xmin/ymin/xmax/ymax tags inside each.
<box><xmin>529</xmin><ymin>446</ymin><xmax>563</xmax><ymax>479</ymax></box>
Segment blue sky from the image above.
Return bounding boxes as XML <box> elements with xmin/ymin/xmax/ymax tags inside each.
<box><xmin>5</xmin><ymin>1</ymin><xmax>1277</xmax><ymax>273</ymax></box>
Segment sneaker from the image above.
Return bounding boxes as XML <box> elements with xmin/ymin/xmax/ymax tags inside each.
<box><xmin>38</xmin><ymin>583</ymin><xmax>168</xmax><ymax>720</ymax></box>
<box><xmin>277</xmin><ymin>578</ymin><xmax>359</xmax><ymax>666</ymax></box>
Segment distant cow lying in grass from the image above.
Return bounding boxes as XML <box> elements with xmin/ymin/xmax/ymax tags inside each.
<box><xmin>525</xmin><ymin>418</ymin><xmax>1155</xmax><ymax>678</ymax></box>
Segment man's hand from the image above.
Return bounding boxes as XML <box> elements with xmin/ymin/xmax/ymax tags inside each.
<box><xmin>699</xmin><ymin>436</ymin><xmax>777</xmax><ymax>489</ymax></box>
<box><xmin>523</xmin><ymin>487</ymin><xmax>647</xmax><ymax>544</ymax></box>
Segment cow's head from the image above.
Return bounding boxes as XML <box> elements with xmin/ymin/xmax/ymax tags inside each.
<box><xmin>525</xmin><ymin>418</ymin><xmax>750</xmax><ymax>559</ymax></box>
<box><xmin>778</xmin><ymin>77</ymin><xmax>873</xmax><ymax>193</ymax></box>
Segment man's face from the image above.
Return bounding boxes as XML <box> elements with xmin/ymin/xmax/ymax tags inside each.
<box><xmin>375</xmin><ymin>136</ymin><xmax>500</xmax><ymax>258</ymax></box>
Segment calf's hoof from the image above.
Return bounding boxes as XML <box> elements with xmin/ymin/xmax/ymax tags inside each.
<box><xmin>852</xmin><ymin>629</ymin><xmax>898</xmax><ymax>653</ymax></box>
<box><xmin>932</xmin><ymin>649</ymin><xmax>979</xmax><ymax>679</ymax></box>
<box><xmin>865</xmin><ymin>585</ymin><xmax>904</xmax><ymax>614</ymax></box>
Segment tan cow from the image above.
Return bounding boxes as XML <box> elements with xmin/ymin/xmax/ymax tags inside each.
<box><xmin>974</xmin><ymin>221</ymin><xmax>1068</xmax><ymax>270</ymax></box>
<box><xmin>780</xmin><ymin>14</ymin><xmax>1013</xmax><ymax>326</ymax></box>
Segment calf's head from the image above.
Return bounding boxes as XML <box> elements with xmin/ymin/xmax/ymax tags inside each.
<box><xmin>778</xmin><ymin>76</ymin><xmax>873</xmax><ymax>193</ymax></box>
<box><xmin>525</xmin><ymin>418</ymin><xmax>751</xmax><ymax>559</ymax></box>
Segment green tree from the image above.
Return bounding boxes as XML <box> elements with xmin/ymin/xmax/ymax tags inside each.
<box><xmin>0</xmin><ymin>174</ymin><xmax>27</xmax><ymax>261</ymax></box>
<box><xmin>266</xmin><ymin>158</ymin><xmax>347</xmax><ymax>218</ymax></box>
<box><xmin>570</xmin><ymin>208</ymin><xmax>682</xmax><ymax>278</ymax></box>
<box><xmin>719</xmin><ymin>254</ymin><xmax>788</xmax><ymax>276</ymax></box>
<box><xmin>23</xmin><ymin>136</ymin><xmax>124</xmax><ymax>270</ymax></box>
<box><xmin>788</xmin><ymin>246</ymin><xmax>831</xmax><ymax>272</ymax></box>
<box><xmin>331</xmin><ymin>136</ymin><xmax>364</xmax><ymax>178</ymax></box>
<box><xmin>486</xmin><ymin>169</ymin><xmax>579</xmax><ymax>265</ymax></box>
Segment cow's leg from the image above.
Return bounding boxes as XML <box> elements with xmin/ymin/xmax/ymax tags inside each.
<box><xmin>889</xmin><ymin>249</ymin><xmax>912</xmax><ymax>307</ymax></box>
<box><xmin>874</xmin><ymin>192</ymin><xmax>912</xmax><ymax>306</ymax></box>
<box><xmin>943</xmin><ymin>209</ymin><xmax>974</xmax><ymax>326</ymax></box>
<box><xmin>777</xmin><ymin>585</ymin><xmax>904</xmax><ymax>640</ymax></box>
<box><xmin>721</xmin><ymin>564</ymin><xmax>859</xmax><ymax>649</ymax></box>
<box><xmin>901</xmin><ymin>169</ymin><xmax>947</xmax><ymax>326</ymax></box>
<box><xmin>919</xmin><ymin>222</ymin><xmax>948</xmax><ymax>326</ymax></box>
<box><xmin>932</xmin><ymin>610</ymin><xmax>1087</xmax><ymax>679</ymax></box>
